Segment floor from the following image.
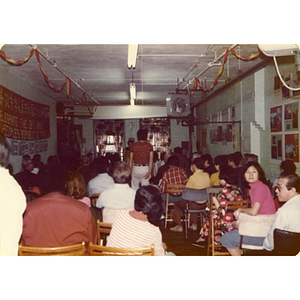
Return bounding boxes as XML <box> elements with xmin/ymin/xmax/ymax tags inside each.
<box><xmin>153</xmin><ymin>219</ymin><xmax>208</xmax><ymax>256</ymax></box>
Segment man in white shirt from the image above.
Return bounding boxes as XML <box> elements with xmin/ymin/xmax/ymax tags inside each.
<box><xmin>87</xmin><ymin>156</ymin><xmax>114</xmax><ymax>196</ymax></box>
<box><xmin>0</xmin><ymin>132</ymin><xmax>26</xmax><ymax>256</ymax></box>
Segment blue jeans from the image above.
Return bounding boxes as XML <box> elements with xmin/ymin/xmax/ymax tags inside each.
<box><xmin>219</xmin><ymin>229</ymin><xmax>265</xmax><ymax>249</ymax></box>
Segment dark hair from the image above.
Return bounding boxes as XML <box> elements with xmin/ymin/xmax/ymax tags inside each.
<box><xmin>0</xmin><ymin>132</ymin><xmax>11</xmax><ymax>168</ymax></box>
<box><xmin>64</xmin><ymin>171</ymin><xmax>87</xmax><ymax>199</ymax></box>
<box><xmin>279</xmin><ymin>173</ymin><xmax>300</xmax><ymax>193</ymax></box>
<box><xmin>174</xmin><ymin>147</ymin><xmax>182</xmax><ymax>154</ymax></box>
<box><xmin>134</xmin><ymin>185</ymin><xmax>163</xmax><ymax>221</ymax></box>
<box><xmin>94</xmin><ymin>156</ymin><xmax>110</xmax><ymax>174</ymax></box>
<box><xmin>149</xmin><ymin>176</ymin><xmax>159</xmax><ymax>185</ymax></box>
<box><xmin>214</xmin><ymin>155</ymin><xmax>228</xmax><ymax>171</ymax></box>
<box><xmin>113</xmin><ymin>161</ymin><xmax>131</xmax><ymax>184</ymax></box>
<box><xmin>242</xmin><ymin>161</ymin><xmax>267</xmax><ymax>185</ymax></box>
<box><xmin>219</xmin><ymin>166</ymin><xmax>238</xmax><ymax>185</ymax></box>
<box><xmin>280</xmin><ymin>160</ymin><xmax>296</xmax><ymax>176</ymax></box>
<box><xmin>137</xmin><ymin>129</ymin><xmax>148</xmax><ymax>141</ymax></box>
<box><xmin>202</xmin><ymin>153</ymin><xmax>213</xmax><ymax>165</ymax></box>
<box><xmin>167</xmin><ymin>155</ymin><xmax>180</xmax><ymax>167</ymax></box>
<box><xmin>192</xmin><ymin>157</ymin><xmax>205</xmax><ymax>169</ymax></box>
<box><xmin>228</xmin><ymin>153</ymin><xmax>240</xmax><ymax>167</ymax></box>
<box><xmin>243</xmin><ymin>153</ymin><xmax>258</xmax><ymax>163</ymax></box>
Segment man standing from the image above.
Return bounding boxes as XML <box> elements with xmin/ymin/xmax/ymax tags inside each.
<box><xmin>220</xmin><ymin>173</ymin><xmax>300</xmax><ymax>255</ymax></box>
<box><xmin>0</xmin><ymin>132</ymin><xmax>26</xmax><ymax>255</ymax></box>
<box><xmin>129</xmin><ymin>129</ymin><xmax>153</xmax><ymax>190</ymax></box>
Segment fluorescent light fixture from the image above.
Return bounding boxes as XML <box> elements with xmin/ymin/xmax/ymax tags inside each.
<box><xmin>258</xmin><ymin>44</ymin><xmax>300</xmax><ymax>57</ymax></box>
<box><xmin>128</xmin><ymin>44</ymin><xmax>138</xmax><ymax>68</ymax></box>
<box><xmin>0</xmin><ymin>44</ymin><xmax>4</xmax><ymax>50</ymax></box>
<box><xmin>130</xmin><ymin>83</ymin><xmax>136</xmax><ymax>106</ymax></box>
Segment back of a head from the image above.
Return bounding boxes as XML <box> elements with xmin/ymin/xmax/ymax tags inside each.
<box><xmin>280</xmin><ymin>160</ymin><xmax>296</xmax><ymax>175</ymax></box>
<box><xmin>219</xmin><ymin>165</ymin><xmax>238</xmax><ymax>185</ymax></box>
<box><xmin>202</xmin><ymin>153</ymin><xmax>213</xmax><ymax>165</ymax></box>
<box><xmin>0</xmin><ymin>132</ymin><xmax>11</xmax><ymax>168</ymax></box>
<box><xmin>94</xmin><ymin>156</ymin><xmax>110</xmax><ymax>174</ymax></box>
<box><xmin>280</xmin><ymin>173</ymin><xmax>300</xmax><ymax>193</ymax></box>
<box><xmin>174</xmin><ymin>147</ymin><xmax>182</xmax><ymax>155</ymax></box>
<box><xmin>167</xmin><ymin>155</ymin><xmax>180</xmax><ymax>167</ymax></box>
<box><xmin>113</xmin><ymin>161</ymin><xmax>131</xmax><ymax>184</ymax></box>
<box><xmin>228</xmin><ymin>153</ymin><xmax>240</xmax><ymax>167</ymax></box>
<box><xmin>137</xmin><ymin>129</ymin><xmax>148</xmax><ymax>141</ymax></box>
<box><xmin>80</xmin><ymin>155</ymin><xmax>90</xmax><ymax>166</ymax></box>
<box><xmin>21</xmin><ymin>157</ymin><xmax>33</xmax><ymax>171</ymax></box>
<box><xmin>64</xmin><ymin>171</ymin><xmax>87</xmax><ymax>199</ymax></box>
<box><xmin>214</xmin><ymin>155</ymin><xmax>228</xmax><ymax>170</ymax></box>
<box><xmin>192</xmin><ymin>157</ymin><xmax>205</xmax><ymax>170</ymax></box>
<box><xmin>244</xmin><ymin>153</ymin><xmax>258</xmax><ymax>163</ymax></box>
<box><xmin>134</xmin><ymin>185</ymin><xmax>163</xmax><ymax>221</ymax></box>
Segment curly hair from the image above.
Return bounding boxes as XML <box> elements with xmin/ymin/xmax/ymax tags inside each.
<box><xmin>64</xmin><ymin>171</ymin><xmax>87</xmax><ymax>199</ymax></box>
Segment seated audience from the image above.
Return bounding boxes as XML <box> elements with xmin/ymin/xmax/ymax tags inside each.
<box><xmin>156</xmin><ymin>152</ymin><xmax>172</xmax><ymax>183</ymax></box>
<box><xmin>219</xmin><ymin>161</ymin><xmax>276</xmax><ymax>255</ymax></box>
<box><xmin>0</xmin><ymin>132</ymin><xmax>26</xmax><ymax>256</ymax></box>
<box><xmin>170</xmin><ymin>157</ymin><xmax>210</xmax><ymax>232</ymax></box>
<box><xmin>174</xmin><ymin>146</ymin><xmax>189</xmax><ymax>173</ymax></box>
<box><xmin>193</xmin><ymin>166</ymin><xmax>243</xmax><ymax>247</ymax></box>
<box><xmin>14</xmin><ymin>157</ymin><xmax>39</xmax><ymax>192</ymax></box>
<box><xmin>202</xmin><ymin>153</ymin><xmax>217</xmax><ymax>176</ymax></box>
<box><xmin>21</xmin><ymin>170</ymin><xmax>97</xmax><ymax>250</ymax></box>
<box><xmin>32</xmin><ymin>154</ymin><xmax>44</xmax><ymax>174</ymax></box>
<box><xmin>158</xmin><ymin>155</ymin><xmax>189</xmax><ymax>211</ymax></box>
<box><xmin>106</xmin><ymin>185</ymin><xmax>167</xmax><ymax>256</ymax></box>
<box><xmin>78</xmin><ymin>155</ymin><xmax>97</xmax><ymax>186</ymax></box>
<box><xmin>210</xmin><ymin>154</ymin><xmax>228</xmax><ymax>187</ymax></box>
<box><xmin>96</xmin><ymin>161</ymin><xmax>136</xmax><ymax>222</ymax></box>
<box><xmin>87</xmin><ymin>156</ymin><xmax>114</xmax><ymax>196</ymax></box>
<box><xmin>221</xmin><ymin>173</ymin><xmax>300</xmax><ymax>255</ymax></box>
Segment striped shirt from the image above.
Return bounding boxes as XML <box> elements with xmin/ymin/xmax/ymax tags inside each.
<box><xmin>158</xmin><ymin>165</ymin><xmax>188</xmax><ymax>195</ymax></box>
<box><xmin>106</xmin><ymin>210</ymin><xmax>165</xmax><ymax>256</ymax></box>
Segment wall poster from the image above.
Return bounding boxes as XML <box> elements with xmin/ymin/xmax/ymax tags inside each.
<box><xmin>285</xmin><ymin>134</ymin><xmax>299</xmax><ymax>163</ymax></box>
<box><xmin>284</xmin><ymin>102</ymin><xmax>298</xmax><ymax>131</ymax></box>
<box><xmin>270</xmin><ymin>105</ymin><xmax>282</xmax><ymax>132</ymax></box>
<box><xmin>271</xmin><ymin>135</ymin><xmax>283</xmax><ymax>160</ymax></box>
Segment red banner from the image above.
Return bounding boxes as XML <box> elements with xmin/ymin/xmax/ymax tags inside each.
<box><xmin>0</xmin><ymin>84</ymin><xmax>50</xmax><ymax>140</ymax></box>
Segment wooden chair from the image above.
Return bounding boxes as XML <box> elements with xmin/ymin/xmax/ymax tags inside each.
<box><xmin>206</xmin><ymin>187</ymin><xmax>248</xmax><ymax>256</ymax></box>
<box><xmin>182</xmin><ymin>187</ymin><xmax>208</xmax><ymax>239</ymax></box>
<box><xmin>238</xmin><ymin>213</ymin><xmax>275</xmax><ymax>254</ymax></box>
<box><xmin>164</xmin><ymin>184</ymin><xmax>186</xmax><ymax>228</ymax></box>
<box><xmin>90</xmin><ymin>193</ymin><xmax>100</xmax><ymax>206</ymax></box>
<box><xmin>18</xmin><ymin>241</ymin><xmax>86</xmax><ymax>256</ymax></box>
<box><xmin>96</xmin><ymin>220</ymin><xmax>112</xmax><ymax>245</ymax></box>
<box><xmin>89</xmin><ymin>242</ymin><xmax>155</xmax><ymax>256</ymax></box>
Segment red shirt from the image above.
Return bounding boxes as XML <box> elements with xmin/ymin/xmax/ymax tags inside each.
<box><xmin>159</xmin><ymin>165</ymin><xmax>188</xmax><ymax>195</ymax></box>
<box><xmin>130</xmin><ymin>141</ymin><xmax>153</xmax><ymax>165</ymax></box>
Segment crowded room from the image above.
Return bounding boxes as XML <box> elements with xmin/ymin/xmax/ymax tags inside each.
<box><xmin>1</xmin><ymin>43</ymin><xmax>300</xmax><ymax>258</ymax></box>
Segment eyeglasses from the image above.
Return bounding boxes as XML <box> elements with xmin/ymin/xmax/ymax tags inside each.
<box><xmin>275</xmin><ymin>185</ymin><xmax>286</xmax><ymax>191</ymax></box>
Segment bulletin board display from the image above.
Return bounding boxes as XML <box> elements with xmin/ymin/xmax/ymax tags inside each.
<box><xmin>0</xmin><ymin>84</ymin><xmax>50</xmax><ymax>140</ymax></box>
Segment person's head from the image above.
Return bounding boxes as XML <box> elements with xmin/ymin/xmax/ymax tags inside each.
<box><xmin>174</xmin><ymin>147</ymin><xmax>182</xmax><ymax>155</ymax></box>
<box><xmin>137</xmin><ymin>129</ymin><xmax>148</xmax><ymax>141</ymax></box>
<box><xmin>0</xmin><ymin>132</ymin><xmax>11</xmax><ymax>168</ymax></box>
<box><xmin>243</xmin><ymin>161</ymin><xmax>267</xmax><ymax>185</ymax></box>
<box><xmin>191</xmin><ymin>157</ymin><xmax>205</xmax><ymax>171</ymax></box>
<box><xmin>94</xmin><ymin>156</ymin><xmax>110</xmax><ymax>174</ymax></box>
<box><xmin>113</xmin><ymin>161</ymin><xmax>131</xmax><ymax>184</ymax></box>
<box><xmin>164</xmin><ymin>152</ymin><xmax>172</xmax><ymax>163</ymax></box>
<box><xmin>243</xmin><ymin>153</ymin><xmax>258</xmax><ymax>163</ymax></box>
<box><xmin>80</xmin><ymin>155</ymin><xmax>90</xmax><ymax>166</ymax></box>
<box><xmin>228</xmin><ymin>153</ymin><xmax>240</xmax><ymax>168</ymax></box>
<box><xmin>219</xmin><ymin>166</ymin><xmax>238</xmax><ymax>186</ymax></box>
<box><xmin>153</xmin><ymin>151</ymin><xmax>159</xmax><ymax>162</ymax></box>
<box><xmin>64</xmin><ymin>171</ymin><xmax>87</xmax><ymax>199</ymax></box>
<box><xmin>214</xmin><ymin>155</ymin><xmax>228</xmax><ymax>172</ymax></box>
<box><xmin>149</xmin><ymin>176</ymin><xmax>159</xmax><ymax>186</ymax></box>
<box><xmin>202</xmin><ymin>153</ymin><xmax>213</xmax><ymax>168</ymax></box>
<box><xmin>21</xmin><ymin>157</ymin><xmax>34</xmax><ymax>172</ymax></box>
<box><xmin>280</xmin><ymin>160</ymin><xmax>296</xmax><ymax>176</ymax></box>
<box><xmin>134</xmin><ymin>185</ymin><xmax>163</xmax><ymax>221</ymax></box>
<box><xmin>275</xmin><ymin>173</ymin><xmax>300</xmax><ymax>202</ymax></box>
<box><xmin>167</xmin><ymin>155</ymin><xmax>180</xmax><ymax>167</ymax></box>
<box><xmin>191</xmin><ymin>152</ymin><xmax>201</xmax><ymax>162</ymax></box>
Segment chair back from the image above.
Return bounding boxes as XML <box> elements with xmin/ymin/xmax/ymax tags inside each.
<box><xmin>273</xmin><ymin>228</ymin><xmax>300</xmax><ymax>256</ymax></box>
<box><xmin>238</xmin><ymin>213</ymin><xmax>275</xmax><ymax>251</ymax></box>
<box><xmin>97</xmin><ymin>220</ymin><xmax>112</xmax><ymax>245</ymax></box>
<box><xmin>18</xmin><ymin>241</ymin><xmax>86</xmax><ymax>256</ymax></box>
<box><xmin>90</xmin><ymin>193</ymin><xmax>100</xmax><ymax>206</ymax></box>
<box><xmin>182</xmin><ymin>187</ymin><xmax>207</xmax><ymax>203</ymax></box>
<box><xmin>89</xmin><ymin>242</ymin><xmax>155</xmax><ymax>256</ymax></box>
<box><xmin>164</xmin><ymin>184</ymin><xmax>185</xmax><ymax>228</ymax></box>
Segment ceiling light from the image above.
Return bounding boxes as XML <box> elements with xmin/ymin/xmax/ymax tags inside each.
<box><xmin>130</xmin><ymin>83</ymin><xmax>136</xmax><ymax>105</ymax></box>
<box><xmin>0</xmin><ymin>44</ymin><xmax>5</xmax><ymax>50</ymax></box>
<box><xmin>258</xmin><ymin>44</ymin><xmax>300</xmax><ymax>57</ymax></box>
<box><xmin>128</xmin><ymin>44</ymin><xmax>138</xmax><ymax>68</ymax></box>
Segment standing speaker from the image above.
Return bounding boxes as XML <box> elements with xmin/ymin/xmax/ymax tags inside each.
<box><xmin>166</xmin><ymin>94</ymin><xmax>191</xmax><ymax>117</ymax></box>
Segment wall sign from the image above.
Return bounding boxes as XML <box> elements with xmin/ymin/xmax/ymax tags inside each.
<box><xmin>0</xmin><ymin>84</ymin><xmax>50</xmax><ymax>140</ymax></box>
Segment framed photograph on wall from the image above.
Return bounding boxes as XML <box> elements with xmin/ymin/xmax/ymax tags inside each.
<box><xmin>284</xmin><ymin>102</ymin><xmax>298</xmax><ymax>131</ymax></box>
<box><xmin>270</xmin><ymin>105</ymin><xmax>282</xmax><ymax>132</ymax></box>
<box><xmin>285</xmin><ymin>133</ymin><xmax>299</xmax><ymax>163</ymax></box>
<box><xmin>271</xmin><ymin>135</ymin><xmax>283</xmax><ymax>160</ymax></box>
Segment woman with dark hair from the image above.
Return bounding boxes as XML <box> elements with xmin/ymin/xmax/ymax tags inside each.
<box><xmin>193</xmin><ymin>166</ymin><xmax>243</xmax><ymax>247</ymax></box>
<box><xmin>219</xmin><ymin>161</ymin><xmax>276</xmax><ymax>255</ymax></box>
<box><xmin>106</xmin><ymin>185</ymin><xmax>166</xmax><ymax>255</ymax></box>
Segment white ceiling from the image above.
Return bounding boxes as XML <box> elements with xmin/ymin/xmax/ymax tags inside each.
<box><xmin>1</xmin><ymin>44</ymin><xmax>270</xmax><ymax>110</ymax></box>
